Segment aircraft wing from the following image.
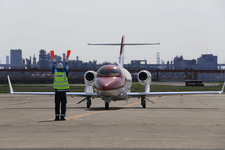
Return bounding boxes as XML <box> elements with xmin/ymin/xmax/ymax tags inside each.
<box><xmin>9</xmin><ymin>91</ymin><xmax>98</xmax><ymax>97</ymax></box>
<box><xmin>7</xmin><ymin>75</ymin><xmax>99</xmax><ymax>97</ymax></box>
<box><xmin>7</xmin><ymin>75</ymin><xmax>224</xmax><ymax>98</ymax></box>
<box><xmin>128</xmin><ymin>91</ymin><xmax>223</xmax><ymax>97</ymax></box>
<box><xmin>128</xmin><ymin>83</ymin><xmax>225</xmax><ymax>97</ymax></box>
<box><xmin>10</xmin><ymin>92</ymin><xmax>55</xmax><ymax>95</ymax></box>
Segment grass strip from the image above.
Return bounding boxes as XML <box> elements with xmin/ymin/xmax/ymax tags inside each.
<box><xmin>0</xmin><ymin>83</ymin><xmax>223</xmax><ymax>93</ymax></box>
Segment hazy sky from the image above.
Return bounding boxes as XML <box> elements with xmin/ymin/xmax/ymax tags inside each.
<box><xmin>0</xmin><ymin>0</ymin><xmax>225</xmax><ymax>64</ymax></box>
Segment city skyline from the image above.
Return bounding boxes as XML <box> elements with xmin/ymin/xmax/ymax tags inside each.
<box><xmin>0</xmin><ymin>48</ymin><xmax>222</xmax><ymax>65</ymax></box>
<box><xmin>0</xmin><ymin>49</ymin><xmax>223</xmax><ymax>71</ymax></box>
<box><xmin>0</xmin><ymin>0</ymin><xmax>224</xmax><ymax>64</ymax></box>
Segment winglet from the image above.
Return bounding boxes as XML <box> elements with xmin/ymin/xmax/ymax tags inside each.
<box><xmin>220</xmin><ymin>82</ymin><xmax>225</xmax><ymax>93</ymax></box>
<box><xmin>7</xmin><ymin>75</ymin><xmax>14</xmax><ymax>94</ymax></box>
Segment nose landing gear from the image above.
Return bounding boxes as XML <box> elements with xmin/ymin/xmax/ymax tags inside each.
<box><xmin>105</xmin><ymin>102</ymin><xmax>109</xmax><ymax>110</ymax></box>
<box><xmin>104</xmin><ymin>97</ymin><xmax>112</xmax><ymax>110</ymax></box>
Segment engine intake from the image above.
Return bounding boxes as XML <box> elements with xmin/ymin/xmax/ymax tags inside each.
<box><xmin>84</xmin><ymin>71</ymin><xmax>96</xmax><ymax>86</ymax></box>
<box><xmin>137</xmin><ymin>70</ymin><xmax>151</xmax><ymax>85</ymax></box>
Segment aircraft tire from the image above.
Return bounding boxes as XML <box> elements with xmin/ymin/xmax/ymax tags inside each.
<box><xmin>142</xmin><ymin>104</ymin><xmax>146</xmax><ymax>108</ymax></box>
<box><xmin>87</xmin><ymin>98</ymin><xmax>91</xmax><ymax>108</ymax></box>
<box><xmin>141</xmin><ymin>98</ymin><xmax>146</xmax><ymax>108</ymax></box>
<box><xmin>105</xmin><ymin>102</ymin><xmax>109</xmax><ymax>110</ymax></box>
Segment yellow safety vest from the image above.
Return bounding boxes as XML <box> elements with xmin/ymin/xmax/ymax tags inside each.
<box><xmin>53</xmin><ymin>72</ymin><xmax>69</xmax><ymax>90</ymax></box>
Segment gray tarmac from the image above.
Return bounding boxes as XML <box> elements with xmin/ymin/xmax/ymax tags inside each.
<box><xmin>0</xmin><ymin>93</ymin><xmax>225</xmax><ymax>149</ymax></box>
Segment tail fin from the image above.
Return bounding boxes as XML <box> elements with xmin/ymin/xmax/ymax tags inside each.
<box><xmin>118</xmin><ymin>35</ymin><xmax>125</xmax><ymax>67</ymax></box>
<box><xmin>7</xmin><ymin>75</ymin><xmax>14</xmax><ymax>94</ymax></box>
<box><xmin>88</xmin><ymin>35</ymin><xmax>160</xmax><ymax>67</ymax></box>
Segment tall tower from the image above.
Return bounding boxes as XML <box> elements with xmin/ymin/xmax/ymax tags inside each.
<box><xmin>157</xmin><ymin>52</ymin><xmax>160</xmax><ymax>64</ymax></box>
<box><xmin>33</xmin><ymin>55</ymin><xmax>36</xmax><ymax>65</ymax></box>
<box><xmin>63</xmin><ymin>53</ymin><xmax>65</xmax><ymax>63</ymax></box>
<box><xmin>39</xmin><ymin>49</ymin><xmax>50</xmax><ymax>69</ymax></box>
<box><xmin>10</xmin><ymin>49</ymin><xmax>22</xmax><ymax>69</ymax></box>
<box><xmin>6</xmin><ymin>56</ymin><xmax>9</xmax><ymax>64</ymax></box>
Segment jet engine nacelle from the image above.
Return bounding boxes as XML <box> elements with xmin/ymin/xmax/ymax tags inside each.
<box><xmin>137</xmin><ymin>70</ymin><xmax>152</xmax><ymax>85</ymax></box>
<box><xmin>84</xmin><ymin>71</ymin><xmax>97</xmax><ymax>86</ymax></box>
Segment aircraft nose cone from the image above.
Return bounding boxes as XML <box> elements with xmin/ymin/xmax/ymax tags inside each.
<box><xmin>95</xmin><ymin>77</ymin><xmax>125</xmax><ymax>90</ymax></box>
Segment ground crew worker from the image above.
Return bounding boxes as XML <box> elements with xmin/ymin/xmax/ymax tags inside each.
<box><xmin>52</xmin><ymin>58</ymin><xmax>69</xmax><ymax>121</ymax></box>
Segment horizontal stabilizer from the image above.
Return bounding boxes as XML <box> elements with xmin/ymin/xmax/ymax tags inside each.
<box><xmin>88</xmin><ymin>36</ymin><xmax>160</xmax><ymax>68</ymax></box>
<box><xmin>88</xmin><ymin>43</ymin><xmax>160</xmax><ymax>46</ymax></box>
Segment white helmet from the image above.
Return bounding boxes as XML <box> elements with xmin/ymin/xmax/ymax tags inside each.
<box><xmin>57</xmin><ymin>63</ymin><xmax>63</xmax><ymax>69</ymax></box>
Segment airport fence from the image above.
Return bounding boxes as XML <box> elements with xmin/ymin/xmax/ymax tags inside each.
<box><xmin>0</xmin><ymin>69</ymin><xmax>224</xmax><ymax>83</ymax></box>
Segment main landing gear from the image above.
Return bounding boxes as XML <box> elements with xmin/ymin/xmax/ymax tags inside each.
<box><xmin>141</xmin><ymin>97</ymin><xmax>146</xmax><ymax>108</ymax></box>
<box><xmin>87</xmin><ymin>97</ymin><xmax>92</xmax><ymax>108</ymax></box>
<box><xmin>141</xmin><ymin>96</ymin><xmax>155</xmax><ymax>108</ymax></box>
<box><xmin>77</xmin><ymin>97</ymin><xmax>92</xmax><ymax>108</ymax></box>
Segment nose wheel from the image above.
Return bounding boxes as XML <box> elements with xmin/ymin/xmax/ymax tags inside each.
<box><xmin>105</xmin><ymin>102</ymin><xmax>109</xmax><ymax>110</ymax></box>
<box><xmin>104</xmin><ymin>97</ymin><xmax>111</xmax><ymax>110</ymax></box>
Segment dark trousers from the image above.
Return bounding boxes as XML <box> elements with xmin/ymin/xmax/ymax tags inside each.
<box><xmin>55</xmin><ymin>91</ymin><xmax>67</xmax><ymax>117</ymax></box>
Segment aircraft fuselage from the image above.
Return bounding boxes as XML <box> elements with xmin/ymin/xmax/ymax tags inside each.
<box><xmin>94</xmin><ymin>65</ymin><xmax>132</xmax><ymax>101</ymax></box>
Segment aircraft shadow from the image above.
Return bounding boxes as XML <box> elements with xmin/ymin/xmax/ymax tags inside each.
<box><xmin>4</xmin><ymin>107</ymin><xmax>218</xmax><ymax>111</ymax></box>
<box><xmin>72</xmin><ymin>107</ymin><xmax>218</xmax><ymax>111</ymax></box>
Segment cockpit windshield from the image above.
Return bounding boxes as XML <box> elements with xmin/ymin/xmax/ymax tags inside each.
<box><xmin>109</xmin><ymin>67</ymin><xmax>120</xmax><ymax>76</ymax></box>
<box><xmin>97</xmin><ymin>68</ymin><xmax>107</xmax><ymax>76</ymax></box>
<box><xmin>97</xmin><ymin>66</ymin><xmax>121</xmax><ymax>77</ymax></box>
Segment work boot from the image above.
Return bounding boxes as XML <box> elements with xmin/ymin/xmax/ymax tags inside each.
<box><xmin>54</xmin><ymin>116</ymin><xmax>60</xmax><ymax>121</ymax></box>
<box><xmin>61</xmin><ymin>116</ymin><xmax>66</xmax><ymax>121</ymax></box>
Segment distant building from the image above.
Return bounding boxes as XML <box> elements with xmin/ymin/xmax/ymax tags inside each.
<box><xmin>157</xmin><ymin>52</ymin><xmax>160</xmax><ymax>64</ymax></box>
<box><xmin>6</xmin><ymin>56</ymin><xmax>9</xmax><ymax>64</ymax></box>
<box><xmin>174</xmin><ymin>55</ymin><xmax>197</xmax><ymax>70</ymax></box>
<box><xmin>38</xmin><ymin>49</ymin><xmax>50</xmax><ymax>69</ymax></box>
<box><xmin>197</xmin><ymin>54</ymin><xmax>217</xmax><ymax>70</ymax></box>
<box><xmin>55</xmin><ymin>55</ymin><xmax>62</xmax><ymax>63</ymax></box>
<box><xmin>10</xmin><ymin>49</ymin><xmax>22</xmax><ymax>69</ymax></box>
<box><xmin>63</xmin><ymin>53</ymin><xmax>65</xmax><ymax>64</ymax></box>
<box><xmin>26</xmin><ymin>56</ymin><xmax>32</xmax><ymax>69</ymax></box>
<box><xmin>174</xmin><ymin>54</ymin><xmax>218</xmax><ymax>70</ymax></box>
<box><xmin>33</xmin><ymin>55</ymin><xmax>36</xmax><ymax>65</ymax></box>
<box><xmin>68</xmin><ymin>56</ymin><xmax>83</xmax><ymax>69</ymax></box>
<box><xmin>130</xmin><ymin>60</ymin><xmax>147</xmax><ymax>68</ymax></box>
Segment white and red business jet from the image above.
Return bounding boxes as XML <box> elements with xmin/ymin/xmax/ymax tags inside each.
<box><xmin>8</xmin><ymin>36</ymin><xmax>225</xmax><ymax>110</ymax></box>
